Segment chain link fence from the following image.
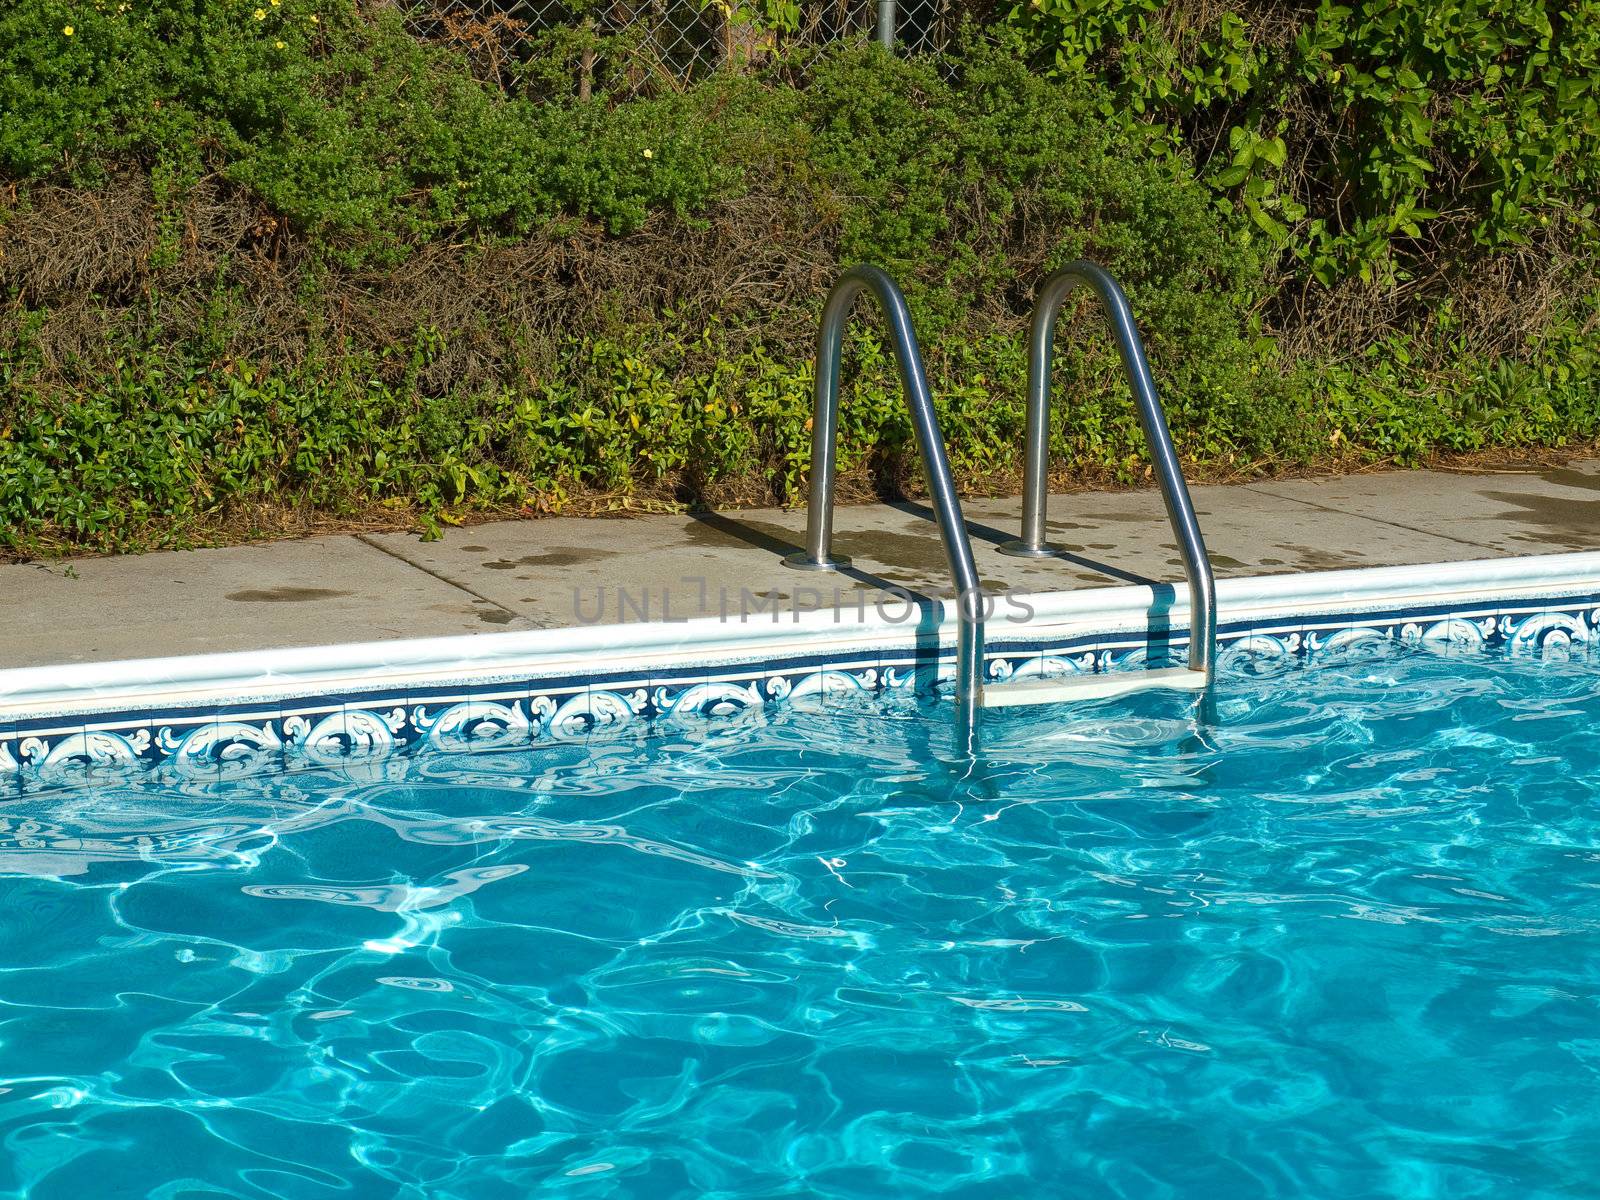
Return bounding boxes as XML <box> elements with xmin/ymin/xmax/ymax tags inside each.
<box><xmin>400</xmin><ymin>0</ymin><xmax>962</xmax><ymax>96</ymax></box>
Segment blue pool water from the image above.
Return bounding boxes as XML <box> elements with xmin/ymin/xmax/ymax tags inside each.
<box><xmin>2</xmin><ymin>644</ymin><xmax>1599</xmax><ymax>1198</ymax></box>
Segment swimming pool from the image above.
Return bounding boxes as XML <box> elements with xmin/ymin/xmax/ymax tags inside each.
<box><xmin>2</xmin><ymin>635</ymin><xmax>1597</xmax><ymax>1198</ymax></box>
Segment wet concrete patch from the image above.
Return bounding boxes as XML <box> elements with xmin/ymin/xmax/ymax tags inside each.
<box><xmin>1273</xmin><ymin>544</ymin><xmax>1365</xmax><ymax>571</ymax></box>
<box><xmin>226</xmin><ymin>587</ymin><xmax>352</xmax><ymax>603</ymax></box>
<box><xmin>679</xmin><ymin>516</ymin><xmax>805</xmax><ymax>558</ymax></box>
<box><xmin>1485</xmin><ymin>490</ymin><xmax>1600</xmax><ymax>547</ymax></box>
<box><xmin>1539</xmin><ymin>467</ymin><xmax>1600</xmax><ymax>492</ymax></box>
<box><xmin>1508</xmin><ymin>529</ymin><xmax>1590</xmax><ymax>550</ymax></box>
<box><xmin>866</xmin><ymin>573</ymin><xmax>941</xmax><ymax>594</ymax></box>
<box><xmin>833</xmin><ymin>529</ymin><xmax>951</xmax><ymax>574</ymax></box>
<box><xmin>482</xmin><ymin>548</ymin><xmax>614</xmax><ymax>570</ymax></box>
<box><xmin>1076</xmin><ymin>510</ymin><xmax>1155</xmax><ymax>523</ymax></box>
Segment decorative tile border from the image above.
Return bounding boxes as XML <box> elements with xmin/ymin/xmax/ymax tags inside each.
<box><xmin>3</xmin><ymin>553</ymin><xmax>1599</xmax><ymax>789</ymax></box>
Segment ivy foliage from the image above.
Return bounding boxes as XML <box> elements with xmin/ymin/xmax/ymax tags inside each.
<box><xmin>1008</xmin><ymin>0</ymin><xmax>1600</xmax><ymax>284</ymax></box>
<box><xmin>2</xmin><ymin>292</ymin><xmax>1595</xmax><ymax>556</ymax></box>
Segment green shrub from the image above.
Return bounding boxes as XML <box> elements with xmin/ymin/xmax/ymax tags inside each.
<box><xmin>803</xmin><ymin>45</ymin><xmax>1263</xmax><ymax>341</ymax></box>
<box><xmin>2</xmin><ymin>9</ymin><xmax>1597</xmax><ymax>558</ymax></box>
<box><xmin>1322</xmin><ymin>292</ymin><xmax>1600</xmax><ymax>464</ymax></box>
<box><xmin>0</xmin><ymin>0</ymin><xmax>770</xmax><ymax>258</ymax></box>
<box><xmin>1006</xmin><ymin>0</ymin><xmax>1600</xmax><ymax>286</ymax></box>
<box><xmin>2</xmin><ymin>282</ymin><xmax>1594</xmax><ymax>556</ymax></box>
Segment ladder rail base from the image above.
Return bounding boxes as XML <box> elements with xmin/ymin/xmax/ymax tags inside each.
<box><xmin>781</xmin><ymin>552</ymin><xmax>853</xmax><ymax>572</ymax></box>
<box><xmin>995</xmin><ymin>539</ymin><xmax>1070</xmax><ymax>560</ymax></box>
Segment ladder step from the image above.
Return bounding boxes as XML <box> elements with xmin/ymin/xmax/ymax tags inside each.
<box><xmin>983</xmin><ymin>666</ymin><xmax>1206</xmax><ymax>708</ymax></box>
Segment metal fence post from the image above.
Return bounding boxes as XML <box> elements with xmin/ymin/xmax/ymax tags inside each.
<box><xmin>877</xmin><ymin>0</ymin><xmax>895</xmax><ymax>49</ymax></box>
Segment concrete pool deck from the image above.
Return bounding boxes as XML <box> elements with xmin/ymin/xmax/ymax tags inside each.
<box><xmin>6</xmin><ymin>460</ymin><xmax>1600</xmax><ymax>669</ymax></box>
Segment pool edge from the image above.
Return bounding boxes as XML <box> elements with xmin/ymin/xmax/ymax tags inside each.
<box><xmin>3</xmin><ymin>550</ymin><xmax>1598</xmax><ymax>781</ymax></box>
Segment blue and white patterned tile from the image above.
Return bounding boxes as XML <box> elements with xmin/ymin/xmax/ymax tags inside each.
<box><xmin>1098</xmin><ymin>608</ymin><xmax>1205</xmax><ymax>675</ymax></box>
<box><xmin>657</xmin><ymin>664</ymin><xmax>768</xmax><ymax>725</ymax></box>
<box><xmin>980</xmin><ymin>645</ymin><xmax>1040</xmax><ymax>688</ymax></box>
<box><xmin>1498</xmin><ymin>605</ymin><xmax>1590</xmax><ymax>663</ymax></box>
<box><xmin>1583</xmin><ymin>604</ymin><xmax>1600</xmax><ymax>663</ymax></box>
<box><xmin>1220</xmin><ymin>603</ymin><xmax>1305</xmax><ymax>669</ymax></box>
<box><xmin>147</xmin><ymin>704</ymin><xmax>219</xmax><ymax>783</ymax></box>
<box><xmin>404</xmin><ymin>682</ymin><xmax>472</xmax><ymax>754</ymax></box>
<box><xmin>409</xmin><ymin>681</ymin><xmax>538</xmax><ymax>755</ymax></box>
<box><xmin>538</xmin><ymin>677</ymin><xmax>643</xmax><ymax>742</ymax></box>
<box><xmin>1098</xmin><ymin>642</ymin><xmax>1149</xmax><ymax>677</ymax></box>
<box><xmin>9</xmin><ymin>585</ymin><xmax>1600</xmax><ymax>785</ymax></box>
<box><xmin>1098</xmin><ymin>626</ymin><xmax>1195</xmax><ymax>676</ymax></box>
<box><xmin>1215</xmin><ymin>627</ymin><xmax>1304</xmax><ymax>677</ymax></box>
<box><xmin>0</xmin><ymin>717</ymin><xmax>21</xmax><ymax>798</ymax></box>
<box><xmin>1301</xmin><ymin>608</ymin><xmax>1396</xmax><ymax>666</ymax></box>
<box><xmin>160</xmin><ymin>700</ymin><xmax>289</xmax><ymax>783</ymax></box>
<box><xmin>641</xmin><ymin>662</ymin><xmax>711</xmax><ymax>725</ymax></box>
<box><xmin>1400</xmin><ymin>613</ymin><xmax>1498</xmax><ymax>659</ymax></box>
<box><xmin>876</xmin><ymin>645</ymin><xmax>926</xmax><ymax>697</ymax></box>
<box><xmin>1307</xmin><ymin>597</ymin><xmax>1510</xmax><ymax>665</ymax></box>
<box><xmin>14</xmin><ymin>712</ymin><xmax>104</xmax><ymax>795</ymax></box>
<box><xmin>1030</xmin><ymin>645</ymin><xmax>1098</xmax><ymax>682</ymax></box>
<box><xmin>75</xmin><ymin>718</ymin><xmax>161</xmax><ymax>786</ymax></box>
<box><xmin>273</xmin><ymin>692</ymin><xmax>406</xmax><ymax>773</ymax></box>
<box><xmin>818</xmin><ymin>656</ymin><xmax>885</xmax><ymax>712</ymax></box>
<box><xmin>761</xmin><ymin>651</ymin><xmax>881</xmax><ymax>711</ymax></box>
<box><xmin>873</xmin><ymin>642</ymin><xmax>1046</xmax><ymax>702</ymax></box>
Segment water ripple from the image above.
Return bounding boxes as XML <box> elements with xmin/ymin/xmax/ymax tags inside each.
<box><xmin>1</xmin><ymin>643</ymin><xmax>1598</xmax><ymax>1197</ymax></box>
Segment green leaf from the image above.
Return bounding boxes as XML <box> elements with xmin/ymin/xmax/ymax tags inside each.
<box><xmin>1249</xmin><ymin>204</ymin><xmax>1289</xmax><ymax>242</ymax></box>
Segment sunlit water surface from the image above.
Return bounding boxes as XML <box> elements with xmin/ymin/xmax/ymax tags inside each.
<box><xmin>3</xmin><ymin>645</ymin><xmax>1599</xmax><ymax>1198</ymax></box>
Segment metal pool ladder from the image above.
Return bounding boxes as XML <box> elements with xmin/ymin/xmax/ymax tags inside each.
<box><xmin>781</xmin><ymin>261</ymin><xmax>1218</xmax><ymax>746</ymax></box>
<box><xmin>990</xmin><ymin>260</ymin><xmax>1217</xmax><ymax>704</ymax></box>
<box><xmin>781</xmin><ymin>265</ymin><xmax>986</xmax><ymax>749</ymax></box>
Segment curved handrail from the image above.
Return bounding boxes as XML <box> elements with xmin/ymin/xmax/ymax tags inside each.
<box><xmin>781</xmin><ymin>264</ymin><xmax>985</xmax><ymax>746</ymax></box>
<box><xmin>1000</xmin><ymin>260</ymin><xmax>1217</xmax><ymax>681</ymax></box>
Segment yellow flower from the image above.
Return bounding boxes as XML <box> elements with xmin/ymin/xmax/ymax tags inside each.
<box><xmin>62</xmin><ymin>23</ymin><xmax>74</xmax><ymax>34</ymax></box>
<box><xmin>270</xmin><ymin>0</ymin><xmax>280</xmax><ymax>6</ymax></box>
<box><xmin>274</xmin><ymin>39</ymin><xmax>285</xmax><ymax>48</ymax></box>
<box><xmin>642</xmin><ymin>148</ymin><xmax>654</xmax><ymax>159</ymax></box>
<box><xmin>253</xmin><ymin>6</ymin><xmax>265</xmax><ymax>17</ymax></box>
<box><xmin>309</xmin><ymin>12</ymin><xmax>318</xmax><ymax>21</ymax></box>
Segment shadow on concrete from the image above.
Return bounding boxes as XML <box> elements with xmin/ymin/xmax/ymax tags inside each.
<box><xmin>688</xmin><ymin>507</ymin><xmax>1189</xmax><ymax>688</ymax></box>
<box><xmin>686</xmin><ymin>510</ymin><xmax>929</xmax><ymax>597</ymax></box>
<box><xmin>891</xmin><ymin>501</ymin><xmax>1195</xmax><ymax>673</ymax></box>
<box><xmin>686</xmin><ymin>510</ymin><xmax>960</xmax><ymax>691</ymax></box>
<box><xmin>888</xmin><ymin>500</ymin><xmax>1159</xmax><ymax>588</ymax></box>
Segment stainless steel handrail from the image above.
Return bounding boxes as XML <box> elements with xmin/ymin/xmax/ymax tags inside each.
<box><xmin>781</xmin><ymin>264</ymin><xmax>985</xmax><ymax>746</ymax></box>
<box><xmin>999</xmin><ymin>260</ymin><xmax>1217</xmax><ymax>681</ymax></box>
